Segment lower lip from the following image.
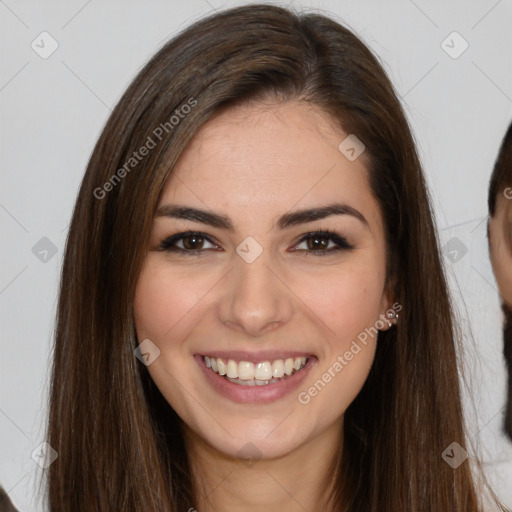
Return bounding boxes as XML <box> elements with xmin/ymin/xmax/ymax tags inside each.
<box><xmin>195</xmin><ymin>355</ymin><xmax>316</xmax><ymax>404</ymax></box>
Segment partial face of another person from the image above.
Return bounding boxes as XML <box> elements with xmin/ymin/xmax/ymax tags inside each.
<box><xmin>489</xmin><ymin>189</ymin><xmax>512</xmax><ymax>308</ymax></box>
<box><xmin>133</xmin><ymin>100</ymin><xmax>394</xmax><ymax>460</ymax></box>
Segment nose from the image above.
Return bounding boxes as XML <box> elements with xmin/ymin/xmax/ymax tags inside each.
<box><xmin>217</xmin><ymin>253</ymin><xmax>294</xmax><ymax>337</ymax></box>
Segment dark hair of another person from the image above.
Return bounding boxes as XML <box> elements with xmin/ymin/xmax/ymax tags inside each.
<box><xmin>503</xmin><ymin>304</ymin><xmax>512</xmax><ymax>439</ymax></box>
<box><xmin>488</xmin><ymin>121</ymin><xmax>512</xmax><ymax>216</ymax></box>
<box><xmin>488</xmin><ymin>120</ymin><xmax>512</xmax><ymax>440</ymax></box>
<box><xmin>0</xmin><ymin>487</ymin><xmax>19</xmax><ymax>512</ymax></box>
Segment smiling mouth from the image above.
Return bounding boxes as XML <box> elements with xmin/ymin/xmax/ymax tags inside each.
<box><xmin>203</xmin><ymin>355</ymin><xmax>309</xmax><ymax>386</ymax></box>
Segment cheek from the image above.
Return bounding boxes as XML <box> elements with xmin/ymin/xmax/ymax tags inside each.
<box><xmin>293</xmin><ymin>255</ymin><xmax>386</xmax><ymax>340</ymax></box>
<box><xmin>133</xmin><ymin>259</ymin><xmax>210</xmax><ymax>342</ymax></box>
<box><xmin>292</xmin><ymin>256</ymin><xmax>384</xmax><ymax>412</ymax></box>
<box><xmin>296</xmin><ymin>314</ymin><xmax>378</xmax><ymax>434</ymax></box>
<box><xmin>134</xmin><ymin>267</ymin><xmax>178</xmax><ymax>341</ymax></box>
<box><xmin>133</xmin><ymin>261</ymin><xmax>203</xmax><ymax>421</ymax></box>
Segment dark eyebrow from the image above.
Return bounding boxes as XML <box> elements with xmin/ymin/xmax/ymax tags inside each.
<box><xmin>155</xmin><ymin>203</ymin><xmax>368</xmax><ymax>230</ymax></box>
<box><xmin>276</xmin><ymin>203</ymin><xmax>368</xmax><ymax>229</ymax></box>
<box><xmin>156</xmin><ymin>205</ymin><xmax>235</xmax><ymax>230</ymax></box>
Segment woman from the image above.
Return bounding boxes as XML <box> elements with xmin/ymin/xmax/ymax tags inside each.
<box><xmin>46</xmin><ymin>4</ymin><xmax>503</xmax><ymax>510</ymax></box>
<box><xmin>488</xmin><ymin>120</ymin><xmax>512</xmax><ymax>441</ymax></box>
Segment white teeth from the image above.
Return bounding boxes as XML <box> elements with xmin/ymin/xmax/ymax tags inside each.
<box><xmin>272</xmin><ymin>359</ymin><xmax>284</xmax><ymax>378</ymax></box>
<box><xmin>204</xmin><ymin>356</ymin><xmax>308</xmax><ymax>383</ymax></box>
<box><xmin>238</xmin><ymin>361</ymin><xmax>254</xmax><ymax>380</ymax></box>
<box><xmin>226</xmin><ymin>359</ymin><xmax>238</xmax><ymax>378</ymax></box>
<box><xmin>254</xmin><ymin>361</ymin><xmax>272</xmax><ymax>380</ymax></box>
<box><xmin>217</xmin><ymin>358</ymin><xmax>227</xmax><ymax>376</ymax></box>
<box><xmin>225</xmin><ymin>376</ymin><xmax>280</xmax><ymax>386</ymax></box>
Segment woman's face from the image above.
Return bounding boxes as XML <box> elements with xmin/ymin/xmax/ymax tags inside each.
<box><xmin>489</xmin><ymin>190</ymin><xmax>512</xmax><ymax>308</ymax></box>
<box><xmin>134</xmin><ymin>100</ymin><xmax>394</xmax><ymax>460</ymax></box>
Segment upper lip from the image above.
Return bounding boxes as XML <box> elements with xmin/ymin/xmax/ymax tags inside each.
<box><xmin>198</xmin><ymin>350</ymin><xmax>313</xmax><ymax>363</ymax></box>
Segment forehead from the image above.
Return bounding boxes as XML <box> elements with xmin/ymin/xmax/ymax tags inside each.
<box><xmin>160</xmin><ymin>100</ymin><xmax>381</xmax><ymax>230</ymax></box>
<box><xmin>172</xmin><ymin>100</ymin><xmax>357</xmax><ymax>177</ymax></box>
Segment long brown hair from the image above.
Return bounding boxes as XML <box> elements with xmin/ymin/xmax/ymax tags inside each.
<box><xmin>47</xmin><ymin>4</ymin><xmax>497</xmax><ymax>510</ymax></box>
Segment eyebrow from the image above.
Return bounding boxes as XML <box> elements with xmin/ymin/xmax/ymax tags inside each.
<box><xmin>155</xmin><ymin>203</ymin><xmax>368</xmax><ymax>231</ymax></box>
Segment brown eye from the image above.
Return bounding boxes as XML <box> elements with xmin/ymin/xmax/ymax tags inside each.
<box><xmin>182</xmin><ymin>234</ymin><xmax>204</xmax><ymax>250</ymax></box>
<box><xmin>294</xmin><ymin>230</ymin><xmax>354</xmax><ymax>255</ymax></box>
<box><xmin>306</xmin><ymin>234</ymin><xmax>330</xmax><ymax>250</ymax></box>
<box><xmin>159</xmin><ymin>231</ymin><xmax>218</xmax><ymax>253</ymax></box>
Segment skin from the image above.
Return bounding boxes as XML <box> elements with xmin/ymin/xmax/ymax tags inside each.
<box><xmin>489</xmin><ymin>190</ymin><xmax>512</xmax><ymax>309</ymax></box>
<box><xmin>134</xmin><ymin>100</ymin><xmax>395</xmax><ymax>512</ymax></box>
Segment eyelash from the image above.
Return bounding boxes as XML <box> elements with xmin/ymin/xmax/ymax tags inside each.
<box><xmin>158</xmin><ymin>229</ymin><xmax>354</xmax><ymax>256</ymax></box>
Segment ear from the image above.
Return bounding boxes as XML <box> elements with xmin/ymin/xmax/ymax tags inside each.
<box><xmin>377</xmin><ymin>277</ymin><xmax>400</xmax><ymax>331</ymax></box>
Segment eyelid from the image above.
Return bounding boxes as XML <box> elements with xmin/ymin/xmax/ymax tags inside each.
<box><xmin>158</xmin><ymin>229</ymin><xmax>354</xmax><ymax>255</ymax></box>
<box><xmin>292</xmin><ymin>229</ymin><xmax>354</xmax><ymax>254</ymax></box>
<box><xmin>158</xmin><ymin>231</ymin><xmax>220</xmax><ymax>252</ymax></box>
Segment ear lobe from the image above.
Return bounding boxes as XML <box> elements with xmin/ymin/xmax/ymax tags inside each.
<box><xmin>378</xmin><ymin>291</ymin><xmax>401</xmax><ymax>331</ymax></box>
<box><xmin>377</xmin><ymin>274</ymin><xmax>400</xmax><ymax>331</ymax></box>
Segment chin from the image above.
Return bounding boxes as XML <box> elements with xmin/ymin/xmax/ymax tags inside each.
<box><xmin>197</xmin><ymin>415</ymin><xmax>309</xmax><ymax>460</ymax></box>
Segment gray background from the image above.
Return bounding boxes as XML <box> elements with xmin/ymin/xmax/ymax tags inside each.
<box><xmin>1</xmin><ymin>0</ymin><xmax>511</xmax><ymax>509</ymax></box>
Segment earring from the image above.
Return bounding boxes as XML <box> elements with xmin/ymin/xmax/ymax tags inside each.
<box><xmin>386</xmin><ymin>311</ymin><xmax>398</xmax><ymax>328</ymax></box>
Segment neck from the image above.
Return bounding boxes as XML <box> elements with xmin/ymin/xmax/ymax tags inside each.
<box><xmin>185</xmin><ymin>420</ymin><xmax>342</xmax><ymax>512</ymax></box>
